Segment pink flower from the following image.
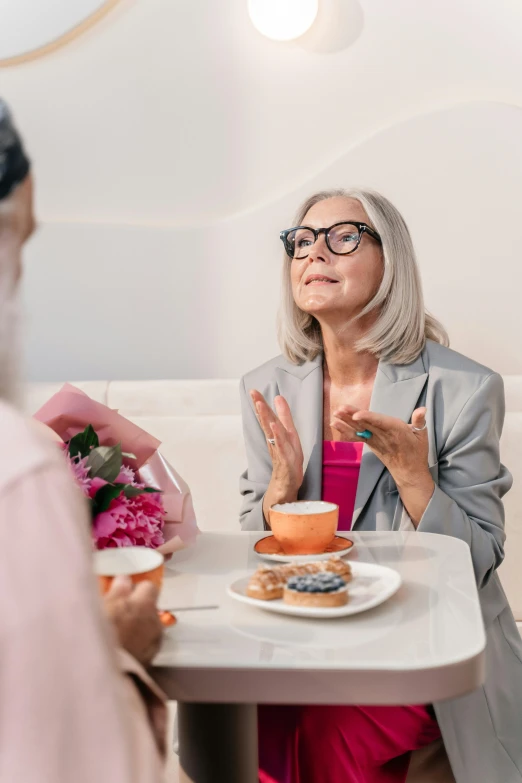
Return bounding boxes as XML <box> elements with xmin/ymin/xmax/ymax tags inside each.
<box><xmin>88</xmin><ymin>476</ymin><xmax>108</xmax><ymax>498</ymax></box>
<box><xmin>93</xmin><ymin>488</ymin><xmax>165</xmax><ymax>550</ymax></box>
<box><xmin>117</xmin><ymin>465</ymin><xmax>136</xmax><ymax>484</ymax></box>
<box><xmin>64</xmin><ymin>451</ymin><xmax>92</xmax><ymax>496</ymax></box>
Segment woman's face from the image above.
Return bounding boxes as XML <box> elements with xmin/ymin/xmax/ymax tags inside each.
<box><xmin>290</xmin><ymin>196</ymin><xmax>383</xmax><ymax>324</ymax></box>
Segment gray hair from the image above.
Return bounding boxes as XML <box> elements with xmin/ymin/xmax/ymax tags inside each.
<box><xmin>278</xmin><ymin>188</ymin><xmax>449</xmax><ymax>366</ymax></box>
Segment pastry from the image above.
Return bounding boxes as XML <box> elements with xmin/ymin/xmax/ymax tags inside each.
<box><xmin>246</xmin><ymin>556</ymin><xmax>351</xmax><ymax>600</ymax></box>
<box><xmin>246</xmin><ymin>567</ymin><xmax>285</xmax><ymax>601</ymax></box>
<box><xmin>283</xmin><ymin>573</ymin><xmax>349</xmax><ymax>607</ymax></box>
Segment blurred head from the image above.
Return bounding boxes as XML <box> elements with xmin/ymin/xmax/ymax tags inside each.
<box><xmin>278</xmin><ymin>188</ymin><xmax>448</xmax><ymax>366</ymax></box>
<box><xmin>0</xmin><ymin>99</ymin><xmax>33</xmax><ymax>403</ymax></box>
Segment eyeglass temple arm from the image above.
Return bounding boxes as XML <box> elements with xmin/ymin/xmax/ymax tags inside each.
<box><xmin>362</xmin><ymin>225</ymin><xmax>382</xmax><ymax>244</ymax></box>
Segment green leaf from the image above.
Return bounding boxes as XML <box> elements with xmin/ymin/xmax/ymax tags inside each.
<box><xmin>68</xmin><ymin>425</ymin><xmax>99</xmax><ymax>460</ymax></box>
<box><xmin>122</xmin><ymin>485</ymin><xmax>162</xmax><ymax>499</ymax></box>
<box><xmin>86</xmin><ymin>444</ymin><xmax>122</xmax><ymax>483</ymax></box>
<box><xmin>92</xmin><ymin>483</ymin><xmax>125</xmax><ymax>515</ymax></box>
<box><xmin>122</xmin><ymin>485</ymin><xmax>143</xmax><ymax>498</ymax></box>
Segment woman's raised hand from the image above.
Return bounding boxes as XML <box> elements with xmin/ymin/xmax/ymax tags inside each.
<box><xmin>331</xmin><ymin>405</ymin><xmax>434</xmax><ymax>525</ymax></box>
<box><xmin>250</xmin><ymin>390</ymin><xmax>304</xmax><ymax>522</ymax></box>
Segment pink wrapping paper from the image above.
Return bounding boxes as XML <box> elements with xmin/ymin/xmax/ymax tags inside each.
<box><xmin>34</xmin><ymin>384</ymin><xmax>199</xmax><ymax>554</ymax></box>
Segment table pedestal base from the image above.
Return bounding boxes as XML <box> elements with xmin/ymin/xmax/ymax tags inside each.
<box><xmin>178</xmin><ymin>702</ymin><xmax>258</xmax><ymax>783</ymax></box>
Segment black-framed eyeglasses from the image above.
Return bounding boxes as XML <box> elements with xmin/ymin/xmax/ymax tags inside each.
<box><xmin>280</xmin><ymin>221</ymin><xmax>382</xmax><ymax>260</ymax></box>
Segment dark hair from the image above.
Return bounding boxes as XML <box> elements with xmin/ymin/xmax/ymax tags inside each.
<box><xmin>0</xmin><ymin>99</ymin><xmax>30</xmax><ymax>202</ymax></box>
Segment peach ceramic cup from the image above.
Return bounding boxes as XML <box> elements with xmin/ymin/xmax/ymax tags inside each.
<box><xmin>268</xmin><ymin>501</ymin><xmax>339</xmax><ymax>555</ymax></box>
<box><xmin>94</xmin><ymin>546</ymin><xmax>165</xmax><ymax>595</ymax></box>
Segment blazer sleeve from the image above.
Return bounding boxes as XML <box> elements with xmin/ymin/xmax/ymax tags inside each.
<box><xmin>418</xmin><ymin>372</ymin><xmax>513</xmax><ymax>588</ymax></box>
<box><xmin>239</xmin><ymin>376</ymin><xmax>272</xmax><ymax>531</ymax></box>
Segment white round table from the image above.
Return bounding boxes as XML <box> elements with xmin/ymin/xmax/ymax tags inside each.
<box><xmin>153</xmin><ymin>531</ymin><xmax>485</xmax><ymax>782</ymax></box>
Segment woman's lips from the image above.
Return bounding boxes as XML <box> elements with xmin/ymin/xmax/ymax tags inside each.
<box><xmin>305</xmin><ymin>278</ymin><xmax>338</xmax><ymax>286</ymax></box>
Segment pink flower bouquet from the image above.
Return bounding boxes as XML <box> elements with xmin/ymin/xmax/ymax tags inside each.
<box><xmin>63</xmin><ymin>425</ymin><xmax>166</xmax><ymax>549</ymax></box>
<box><xmin>34</xmin><ymin>384</ymin><xmax>199</xmax><ymax>554</ymax></box>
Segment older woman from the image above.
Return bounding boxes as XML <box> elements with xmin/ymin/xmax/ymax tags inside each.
<box><xmin>240</xmin><ymin>189</ymin><xmax>522</xmax><ymax>783</ymax></box>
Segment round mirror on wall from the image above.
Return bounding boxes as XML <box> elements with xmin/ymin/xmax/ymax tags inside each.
<box><xmin>0</xmin><ymin>0</ymin><xmax>117</xmax><ymax>64</ymax></box>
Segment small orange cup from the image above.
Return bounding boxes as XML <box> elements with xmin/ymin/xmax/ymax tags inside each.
<box><xmin>269</xmin><ymin>501</ymin><xmax>338</xmax><ymax>555</ymax></box>
<box><xmin>94</xmin><ymin>546</ymin><xmax>165</xmax><ymax>595</ymax></box>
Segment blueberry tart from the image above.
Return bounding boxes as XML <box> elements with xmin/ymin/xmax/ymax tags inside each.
<box><xmin>283</xmin><ymin>572</ymin><xmax>349</xmax><ymax>607</ymax></box>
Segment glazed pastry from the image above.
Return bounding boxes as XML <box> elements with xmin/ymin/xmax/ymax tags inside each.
<box><xmin>246</xmin><ymin>557</ymin><xmax>351</xmax><ymax>600</ymax></box>
<box><xmin>246</xmin><ymin>568</ymin><xmax>285</xmax><ymax>601</ymax></box>
<box><xmin>283</xmin><ymin>573</ymin><xmax>349</xmax><ymax>607</ymax></box>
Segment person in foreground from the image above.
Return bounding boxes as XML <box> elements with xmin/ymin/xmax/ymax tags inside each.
<box><xmin>0</xmin><ymin>100</ymin><xmax>167</xmax><ymax>781</ymax></box>
<box><xmin>240</xmin><ymin>188</ymin><xmax>522</xmax><ymax>783</ymax></box>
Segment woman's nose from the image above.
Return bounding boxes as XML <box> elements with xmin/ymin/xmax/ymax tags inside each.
<box><xmin>307</xmin><ymin>233</ymin><xmax>330</xmax><ymax>263</ymax></box>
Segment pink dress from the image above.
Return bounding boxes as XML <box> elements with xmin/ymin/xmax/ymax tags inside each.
<box><xmin>322</xmin><ymin>440</ymin><xmax>364</xmax><ymax>530</ymax></box>
<box><xmin>258</xmin><ymin>441</ymin><xmax>441</xmax><ymax>783</ymax></box>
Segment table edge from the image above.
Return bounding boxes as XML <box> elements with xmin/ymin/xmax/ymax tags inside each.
<box><xmin>151</xmin><ymin>645</ymin><xmax>485</xmax><ymax>705</ymax></box>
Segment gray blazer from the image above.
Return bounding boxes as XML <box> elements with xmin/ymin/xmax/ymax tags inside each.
<box><xmin>239</xmin><ymin>339</ymin><xmax>522</xmax><ymax>783</ymax></box>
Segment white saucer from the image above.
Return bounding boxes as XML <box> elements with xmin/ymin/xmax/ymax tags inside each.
<box><xmin>227</xmin><ymin>561</ymin><xmax>402</xmax><ymax>619</ymax></box>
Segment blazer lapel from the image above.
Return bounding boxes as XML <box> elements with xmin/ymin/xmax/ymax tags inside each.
<box><xmin>351</xmin><ymin>355</ymin><xmax>428</xmax><ymax>528</ymax></box>
<box><xmin>273</xmin><ymin>350</ymin><xmax>429</xmax><ymax>524</ymax></box>
<box><xmin>275</xmin><ymin>354</ymin><xmax>323</xmax><ymax>501</ymax></box>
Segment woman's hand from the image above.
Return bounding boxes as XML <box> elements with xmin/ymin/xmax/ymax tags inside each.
<box><xmin>331</xmin><ymin>405</ymin><xmax>435</xmax><ymax>525</ymax></box>
<box><xmin>250</xmin><ymin>390</ymin><xmax>304</xmax><ymax>523</ymax></box>
<box><xmin>104</xmin><ymin>576</ymin><xmax>163</xmax><ymax>667</ymax></box>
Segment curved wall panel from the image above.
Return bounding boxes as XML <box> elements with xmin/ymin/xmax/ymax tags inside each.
<box><xmin>2</xmin><ymin>0</ymin><xmax>522</xmax><ymax>379</ymax></box>
<box><xmin>0</xmin><ymin>0</ymin><xmax>117</xmax><ymax>64</ymax></box>
<box><xmin>22</xmin><ymin>101</ymin><xmax>522</xmax><ymax>380</ymax></box>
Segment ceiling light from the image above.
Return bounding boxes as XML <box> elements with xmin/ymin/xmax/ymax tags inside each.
<box><xmin>248</xmin><ymin>0</ymin><xmax>319</xmax><ymax>42</ymax></box>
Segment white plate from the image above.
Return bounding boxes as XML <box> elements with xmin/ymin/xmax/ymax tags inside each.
<box><xmin>254</xmin><ymin>536</ymin><xmax>354</xmax><ymax>564</ymax></box>
<box><xmin>227</xmin><ymin>561</ymin><xmax>402</xmax><ymax>619</ymax></box>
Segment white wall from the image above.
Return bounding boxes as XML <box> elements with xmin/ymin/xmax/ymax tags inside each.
<box><xmin>2</xmin><ymin>0</ymin><xmax>522</xmax><ymax>380</ymax></box>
